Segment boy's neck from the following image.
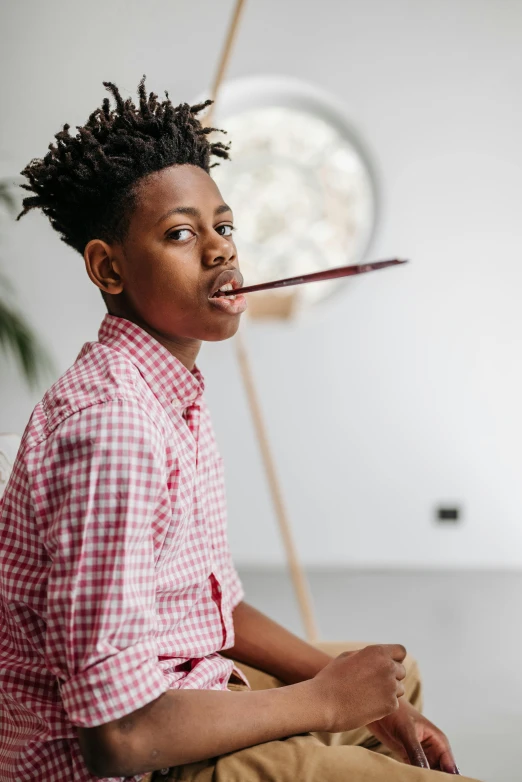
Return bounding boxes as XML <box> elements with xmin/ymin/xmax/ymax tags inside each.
<box><xmin>143</xmin><ymin>326</ymin><xmax>202</xmax><ymax>372</ymax></box>
<box><xmin>107</xmin><ymin>305</ymin><xmax>201</xmax><ymax>371</ymax></box>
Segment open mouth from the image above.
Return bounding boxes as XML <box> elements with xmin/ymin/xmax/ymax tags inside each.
<box><xmin>208</xmin><ymin>269</ymin><xmax>247</xmax><ymax>315</ymax></box>
<box><xmin>209</xmin><ymin>269</ymin><xmax>244</xmax><ymax>300</ymax></box>
<box><xmin>212</xmin><ymin>282</ymin><xmax>238</xmax><ymax>299</ymax></box>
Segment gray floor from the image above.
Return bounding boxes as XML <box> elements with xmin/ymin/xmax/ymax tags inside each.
<box><xmin>238</xmin><ymin>568</ymin><xmax>522</xmax><ymax>782</ymax></box>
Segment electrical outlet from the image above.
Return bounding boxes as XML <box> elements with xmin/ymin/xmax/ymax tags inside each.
<box><xmin>435</xmin><ymin>505</ymin><xmax>462</xmax><ymax>523</ymax></box>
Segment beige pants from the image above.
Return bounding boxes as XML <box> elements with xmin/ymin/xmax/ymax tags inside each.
<box><xmin>147</xmin><ymin>642</ymin><xmax>482</xmax><ymax>782</ymax></box>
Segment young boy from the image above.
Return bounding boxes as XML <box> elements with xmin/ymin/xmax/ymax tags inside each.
<box><xmin>0</xmin><ymin>79</ymin><xmax>478</xmax><ymax>782</ymax></box>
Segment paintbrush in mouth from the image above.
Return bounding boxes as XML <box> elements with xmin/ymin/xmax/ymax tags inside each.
<box><xmin>212</xmin><ymin>259</ymin><xmax>408</xmax><ymax>297</ymax></box>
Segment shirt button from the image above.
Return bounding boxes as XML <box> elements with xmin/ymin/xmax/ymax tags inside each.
<box><xmin>216</xmin><ymin>584</ymin><xmax>222</xmax><ymax>594</ymax></box>
<box><xmin>172</xmin><ymin>398</ymin><xmax>182</xmax><ymax>408</ymax></box>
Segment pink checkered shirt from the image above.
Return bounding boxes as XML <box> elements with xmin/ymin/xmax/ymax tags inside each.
<box><xmin>0</xmin><ymin>314</ymin><xmax>246</xmax><ymax>782</ymax></box>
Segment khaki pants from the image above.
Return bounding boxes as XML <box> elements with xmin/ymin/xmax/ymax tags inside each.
<box><xmin>147</xmin><ymin>642</ymin><xmax>482</xmax><ymax>782</ymax></box>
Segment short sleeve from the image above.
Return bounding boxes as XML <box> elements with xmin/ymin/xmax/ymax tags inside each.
<box><xmin>32</xmin><ymin>399</ymin><xmax>171</xmax><ymax>727</ymax></box>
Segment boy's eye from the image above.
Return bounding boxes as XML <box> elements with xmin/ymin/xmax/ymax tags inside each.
<box><xmin>216</xmin><ymin>224</ymin><xmax>235</xmax><ymax>237</ymax></box>
<box><xmin>168</xmin><ymin>228</ymin><xmax>193</xmax><ymax>241</ymax></box>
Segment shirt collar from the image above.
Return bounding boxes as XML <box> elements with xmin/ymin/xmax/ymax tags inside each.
<box><xmin>97</xmin><ymin>314</ymin><xmax>204</xmax><ymax>410</ymax></box>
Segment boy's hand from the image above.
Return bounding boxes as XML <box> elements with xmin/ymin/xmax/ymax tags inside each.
<box><xmin>368</xmin><ymin>700</ymin><xmax>460</xmax><ymax>773</ymax></box>
<box><xmin>311</xmin><ymin>644</ymin><xmax>407</xmax><ymax>733</ymax></box>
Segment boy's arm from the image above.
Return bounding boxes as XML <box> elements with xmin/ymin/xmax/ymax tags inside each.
<box><xmin>222</xmin><ymin>601</ymin><xmax>333</xmax><ymax>683</ymax></box>
<box><xmin>78</xmin><ymin>644</ymin><xmax>407</xmax><ymax>777</ymax></box>
<box><xmin>78</xmin><ymin>678</ymin><xmax>319</xmax><ymax>776</ymax></box>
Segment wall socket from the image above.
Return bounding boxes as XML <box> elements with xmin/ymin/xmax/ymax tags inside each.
<box><xmin>435</xmin><ymin>505</ymin><xmax>462</xmax><ymax>523</ymax></box>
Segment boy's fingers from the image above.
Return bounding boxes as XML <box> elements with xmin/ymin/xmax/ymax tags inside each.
<box><xmin>428</xmin><ymin>742</ymin><xmax>460</xmax><ymax>774</ymax></box>
<box><xmin>406</xmin><ymin>742</ymin><xmax>430</xmax><ymax>769</ymax></box>
<box><xmin>383</xmin><ymin>644</ymin><xmax>407</xmax><ymax>662</ymax></box>
<box><xmin>395</xmin><ymin>662</ymin><xmax>406</xmax><ymax>681</ymax></box>
<box><xmin>398</xmin><ymin>722</ymin><xmax>430</xmax><ymax>768</ymax></box>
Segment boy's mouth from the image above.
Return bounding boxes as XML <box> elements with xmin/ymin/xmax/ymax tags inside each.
<box><xmin>214</xmin><ymin>282</ymin><xmax>236</xmax><ymax>297</ymax></box>
<box><xmin>209</xmin><ymin>269</ymin><xmax>244</xmax><ymax>298</ymax></box>
<box><xmin>208</xmin><ymin>269</ymin><xmax>247</xmax><ymax>315</ymax></box>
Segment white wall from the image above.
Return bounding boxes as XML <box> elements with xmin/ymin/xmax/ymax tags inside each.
<box><xmin>1</xmin><ymin>0</ymin><xmax>522</xmax><ymax>567</ymax></box>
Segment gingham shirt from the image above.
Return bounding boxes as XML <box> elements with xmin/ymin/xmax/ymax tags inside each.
<box><xmin>0</xmin><ymin>314</ymin><xmax>246</xmax><ymax>782</ymax></box>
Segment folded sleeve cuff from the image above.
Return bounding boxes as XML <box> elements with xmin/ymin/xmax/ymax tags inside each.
<box><xmin>59</xmin><ymin>640</ymin><xmax>169</xmax><ymax>727</ymax></box>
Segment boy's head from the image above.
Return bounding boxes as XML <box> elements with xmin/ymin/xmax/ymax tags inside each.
<box><xmin>18</xmin><ymin>78</ymin><xmax>247</xmax><ymax>349</ymax></box>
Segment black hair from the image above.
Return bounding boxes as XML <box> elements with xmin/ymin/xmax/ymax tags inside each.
<box><xmin>17</xmin><ymin>77</ymin><xmax>230</xmax><ymax>254</ymax></box>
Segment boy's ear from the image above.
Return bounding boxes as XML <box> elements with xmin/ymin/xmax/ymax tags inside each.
<box><xmin>84</xmin><ymin>239</ymin><xmax>124</xmax><ymax>295</ymax></box>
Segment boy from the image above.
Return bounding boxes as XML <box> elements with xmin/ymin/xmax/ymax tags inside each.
<box><xmin>0</xmin><ymin>79</ymin><xmax>478</xmax><ymax>781</ymax></box>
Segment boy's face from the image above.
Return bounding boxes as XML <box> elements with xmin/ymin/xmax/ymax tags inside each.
<box><xmin>89</xmin><ymin>164</ymin><xmax>247</xmax><ymax>347</ymax></box>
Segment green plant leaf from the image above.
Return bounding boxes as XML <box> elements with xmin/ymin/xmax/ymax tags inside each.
<box><xmin>0</xmin><ymin>180</ymin><xmax>18</xmax><ymax>215</ymax></box>
<box><xmin>0</xmin><ymin>178</ymin><xmax>56</xmax><ymax>389</ymax></box>
<box><xmin>0</xmin><ymin>297</ymin><xmax>55</xmax><ymax>389</ymax></box>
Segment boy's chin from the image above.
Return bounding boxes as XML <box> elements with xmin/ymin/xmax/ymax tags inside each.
<box><xmin>203</xmin><ymin>316</ymin><xmax>243</xmax><ymax>342</ymax></box>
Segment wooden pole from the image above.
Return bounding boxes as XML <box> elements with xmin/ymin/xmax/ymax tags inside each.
<box><xmin>209</xmin><ymin>0</ymin><xmax>247</xmax><ymax>108</ymax></box>
<box><xmin>235</xmin><ymin>333</ymin><xmax>319</xmax><ymax>641</ymax></box>
<box><xmin>206</xmin><ymin>0</ymin><xmax>319</xmax><ymax>642</ymax></box>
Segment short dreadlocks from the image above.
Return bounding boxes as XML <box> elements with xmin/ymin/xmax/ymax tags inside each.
<box><xmin>17</xmin><ymin>78</ymin><xmax>230</xmax><ymax>254</ymax></box>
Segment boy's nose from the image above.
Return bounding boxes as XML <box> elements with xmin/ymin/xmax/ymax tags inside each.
<box><xmin>202</xmin><ymin>236</ymin><xmax>236</xmax><ymax>268</ymax></box>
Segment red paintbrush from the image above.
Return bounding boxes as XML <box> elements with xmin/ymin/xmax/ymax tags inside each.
<box><xmin>214</xmin><ymin>258</ymin><xmax>408</xmax><ymax>297</ymax></box>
